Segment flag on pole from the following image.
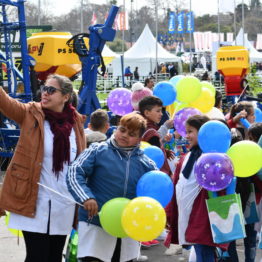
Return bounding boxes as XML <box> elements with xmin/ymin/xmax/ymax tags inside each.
<box><xmin>90</xmin><ymin>12</ymin><xmax>97</xmax><ymax>25</ymax></box>
<box><xmin>227</xmin><ymin>32</ymin><xmax>234</xmax><ymax>42</ymax></box>
<box><xmin>168</xmin><ymin>12</ymin><xmax>176</xmax><ymax>34</ymax></box>
<box><xmin>256</xmin><ymin>34</ymin><xmax>262</xmax><ymax>50</ymax></box>
<box><xmin>118</xmin><ymin>11</ymin><xmax>129</xmax><ymax>30</ymax></box>
<box><xmin>186</xmin><ymin>12</ymin><xmax>194</xmax><ymax>33</ymax></box>
<box><xmin>177</xmin><ymin>12</ymin><xmax>184</xmax><ymax>34</ymax></box>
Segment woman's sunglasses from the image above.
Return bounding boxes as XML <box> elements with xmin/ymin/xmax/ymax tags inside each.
<box><xmin>40</xmin><ymin>85</ymin><xmax>63</xmax><ymax>95</ymax></box>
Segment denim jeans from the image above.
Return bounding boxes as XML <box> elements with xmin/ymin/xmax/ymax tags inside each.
<box><xmin>244</xmin><ymin>224</ymin><xmax>257</xmax><ymax>262</ymax></box>
<box><xmin>194</xmin><ymin>244</ymin><xmax>216</xmax><ymax>262</ymax></box>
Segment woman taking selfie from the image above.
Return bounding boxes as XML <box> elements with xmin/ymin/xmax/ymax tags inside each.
<box><xmin>0</xmin><ymin>74</ymin><xmax>86</xmax><ymax>262</ymax></box>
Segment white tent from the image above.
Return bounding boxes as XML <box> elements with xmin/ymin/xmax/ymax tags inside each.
<box><xmin>102</xmin><ymin>44</ymin><xmax>119</xmax><ymax>65</ymax></box>
<box><xmin>112</xmin><ymin>24</ymin><xmax>182</xmax><ymax>76</ymax></box>
<box><xmin>235</xmin><ymin>28</ymin><xmax>262</xmax><ymax>63</ymax></box>
<box><xmin>102</xmin><ymin>44</ymin><xmax>118</xmax><ymax>58</ymax></box>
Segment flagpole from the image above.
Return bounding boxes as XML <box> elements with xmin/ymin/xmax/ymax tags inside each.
<box><xmin>155</xmin><ymin>0</ymin><xmax>158</xmax><ymax>82</ymax></box>
<box><xmin>80</xmin><ymin>0</ymin><xmax>83</xmax><ymax>32</ymax></box>
<box><xmin>121</xmin><ymin>0</ymin><xmax>126</xmax><ymax>88</ymax></box>
<box><xmin>189</xmin><ymin>0</ymin><xmax>192</xmax><ymax>74</ymax></box>
<box><xmin>37</xmin><ymin>0</ymin><xmax>41</xmax><ymax>25</ymax></box>
<box><xmin>217</xmin><ymin>0</ymin><xmax>222</xmax><ymax>88</ymax></box>
<box><xmin>217</xmin><ymin>0</ymin><xmax>220</xmax><ymax>46</ymax></box>
<box><xmin>122</xmin><ymin>0</ymin><xmax>125</xmax><ymax>54</ymax></box>
<box><xmin>234</xmin><ymin>0</ymin><xmax>236</xmax><ymax>43</ymax></box>
<box><xmin>242</xmin><ymin>0</ymin><xmax>245</xmax><ymax>46</ymax></box>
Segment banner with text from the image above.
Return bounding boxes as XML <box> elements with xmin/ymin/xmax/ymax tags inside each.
<box><xmin>168</xmin><ymin>12</ymin><xmax>176</xmax><ymax>34</ymax></box>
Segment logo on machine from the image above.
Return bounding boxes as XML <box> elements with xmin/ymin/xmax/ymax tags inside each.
<box><xmin>57</xmin><ymin>48</ymin><xmax>75</xmax><ymax>54</ymax></box>
<box><xmin>28</xmin><ymin>42</ymin><xmax>44</xmax><ymax>56</ymax></box>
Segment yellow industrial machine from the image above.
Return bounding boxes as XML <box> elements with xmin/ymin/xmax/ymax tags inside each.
<box><xmin>27</xmin><ymin>32</ymin><xmax>85</xmax><ymax>78</ymax></box>
<box><xmin>216</xmin><ymin>46</ymin><xmax>249</xmax><ymax>96</ymax></box>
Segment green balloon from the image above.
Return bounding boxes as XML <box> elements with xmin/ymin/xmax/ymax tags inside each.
<box><xmin>176</xmin><ymin>76</ymin><xmax>202</xmax><ymax>103</ymax></box>
<box><xmin>99</xmin><ymin>197</ymin><xmax>130</xmax><ymax>238</ymax></box>
<box><xmin>201</xmin><ymin>81</ymin><xmax>216</xmax><ymax>96</ymax></box>
<box><xmin>227</xmin><ymin>141</ymin><xmax>262</xmax><ymax>178</ymax></box>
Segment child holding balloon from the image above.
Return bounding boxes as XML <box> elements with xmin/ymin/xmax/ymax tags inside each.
<box><xmin>138</xmin><ymin>96</ymin><xmax>174</xmax><ymax>177</ymax></box>
<box><xmin>227</xmin><ymin>101</ymin><xmax>255</xmax><ymax>139</ymax></box>
<box><xmin>165</xmin><ymin>114</ymin><xmax>230</xmax><ymax>261</ymax></box>
<box><xmin>67</xmin><ymin>112</ymin><xmax>157</xmax><ymax>262</ymax></box>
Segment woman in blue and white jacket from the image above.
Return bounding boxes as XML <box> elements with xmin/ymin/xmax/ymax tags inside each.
<box><xmin>67</xmin><ymin>112</ymin><xmax>157</xmax><ymax>262</ymax></box>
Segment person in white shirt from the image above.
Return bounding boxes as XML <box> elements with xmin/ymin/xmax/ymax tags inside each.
<box><xmin>0</xmin><ymin>74</ymin><xmax>86</xmax><ymax>262</ymax></box>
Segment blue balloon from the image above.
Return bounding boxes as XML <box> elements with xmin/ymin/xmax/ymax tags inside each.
<box><xmin>136</xmin><ymin>170</ymin><xmax>174</xmax><ymax>207</ymax></box>
<box><xmin>143</xmin><ymin>146</ymin><xmax>165</xmax><ymax>169</ymax></box>
<box><xmin>169</xmin><ymin>75</ymin><xmax>184</xmax><ymax>88</ymax></box>
<box><xmin>198</xmin><ymin>120</ymin><xmax>231</xmax><ymax>153</ymax></box>
<box><xmin>255</xmin><ymin>108</ymin><xmax>262</xmax><ymax>122</ymax></box>
<box><xmin>153</xmin><ymin>81</ymin><xmax>177</xmax><ymax>106</ymax></box>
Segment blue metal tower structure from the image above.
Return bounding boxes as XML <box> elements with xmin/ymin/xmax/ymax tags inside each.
<box><xmin>0</xmin><ymin>0</ymin><xmax>33</xmax><ymax>100</ymax></box>
<box><xmin>71</xmin><ymin>5</ymin><xmax>119</xmax><ymax>118</ymax></box>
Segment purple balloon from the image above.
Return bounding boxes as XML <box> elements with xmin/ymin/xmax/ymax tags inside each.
<box><xmin>194</xmin><ymin>153</ymin><xmax>234</xmax><ymax>192</ymax></box>
<box><xmin>174</xmin><ymin>107</ymin><xmax>202</xmax><ymax>137</ymax></box>
<box><xmin>107</xmin><ymin>88</ymin><xmax>133</xmax><ymax>116</ymax></box>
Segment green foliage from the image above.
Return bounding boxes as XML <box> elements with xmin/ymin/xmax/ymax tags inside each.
<box><xmin>107</xmin><ymin>38</ymin><xmax>127</xmax><ymax>52</ymax></box>
<box><xmin>247</xmin><ymin>65</ymin><xmax>262</xmax><ymax>96</ymax></box>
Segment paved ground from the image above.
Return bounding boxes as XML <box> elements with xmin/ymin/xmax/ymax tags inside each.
<box><xmin>0</xmin><ymin>215</ymin><xmax>261</xmax><ymax>262</ymax></box>
<box><xmin>0</xmin><ymin>171</ymin><xmax>261</xmax><ymax>262</ymax></box>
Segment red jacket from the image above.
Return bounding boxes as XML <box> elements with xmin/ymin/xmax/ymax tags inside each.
<box><xmin>164</xmin><ymin>154</ymin><xmax>228</xmax><ymax>250</ymax></box>
<box><xmin>142</xmin><ymin>120</ymin><xmax>172</xmax><ymax>176</ymax></box>
<box><xmin>227</xmin><ymin>118</ymin><xmax>237</xmax><ymax>129</ymax></box>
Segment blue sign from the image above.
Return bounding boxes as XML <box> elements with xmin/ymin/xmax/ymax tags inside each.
<box><xmin>168</xmin><ymin>12</ymin><xmax>176</xmax><ymax>34</ymax></box>
<box><xmin>186</xmin><ymin>12</ymin><xmax>194</xmax><ymax>33</ymax></box>
<box><xmin>177</xmin><ymin>12</ymin><xmax>184</xmax><ymax>34</ymax></box>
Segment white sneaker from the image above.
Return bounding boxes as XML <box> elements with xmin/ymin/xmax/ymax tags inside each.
<box><xmin>136</xmin><ymin>254</ymin><xmax>148</xmax><ymax>261</ymax></box>
<box><xmin>156</xmin><ymin>229</ymin><xmax>168</xmax><ymax>241</ymax></box>
<box><xmin>164</xmin><ymin>244</ymin><xmax>182</xmax><ymax>255</ymax></box>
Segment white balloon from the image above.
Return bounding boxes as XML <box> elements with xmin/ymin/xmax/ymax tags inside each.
<box><xmin>205</xmin><ymin>107</ymin><xmax>225</xmax><ymax>120</ymax></box>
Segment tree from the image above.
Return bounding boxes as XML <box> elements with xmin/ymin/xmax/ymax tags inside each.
<box><xmin>250</xmin><ymin>0</ymin><xmax>261</xmax><ymax>10</ymax></box>
<box><xmin>235</xmin><ymin>3</ymin><xmax>249</xmax><ymax>23</ymax></box>
<box><xmin>107</xmin><ymin>38</ymin><xmax>127</xmax><ymax>52</ymax></box>
<box><xmin>25</xmin><ymin>1</ymin><xmax>54</xmax><ymax>25</ymax></box>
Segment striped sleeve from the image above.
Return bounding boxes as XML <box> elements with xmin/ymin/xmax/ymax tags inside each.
<box><xmin>66</xmin><ymin>144</ymin><xmax>98</xmax><ymax>203</ymax></box>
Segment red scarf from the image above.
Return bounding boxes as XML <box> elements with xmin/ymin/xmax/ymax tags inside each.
<box><xmin>43</xmin><ymin>104</ymin><xmax>76</xmax><ymax>177</ymax></box>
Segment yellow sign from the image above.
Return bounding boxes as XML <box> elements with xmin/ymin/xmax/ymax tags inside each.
<box><xmin>216</xmin><ymin>46</ymin><xmax>249</xmax><ymax>76</ymax></box>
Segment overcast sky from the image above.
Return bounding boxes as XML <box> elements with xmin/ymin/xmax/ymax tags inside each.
<box><xmin>29</xmin><ymin>0</ymin><xmax>250</xmax><ymax>16</ymax></box>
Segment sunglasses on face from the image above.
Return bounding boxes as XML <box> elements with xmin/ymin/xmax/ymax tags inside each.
<box><xmin>40</xmin><ymin>85</ymin><xmax>63</xmax><ymax>95</ymax></box>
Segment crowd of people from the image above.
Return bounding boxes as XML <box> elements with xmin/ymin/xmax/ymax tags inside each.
<box><xmin>0</xmin><ymin>73</ymin><xmax>261</xmax><ymax>262</ymax></box>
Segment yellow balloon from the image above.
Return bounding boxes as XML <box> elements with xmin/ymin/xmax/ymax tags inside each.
<box><xmin>5</xmin><ymin>212</ymin><xmax>23</xmax><ymax>237</ymax></box>
<box><xmin>176</xmin><ymin>76</ymin><xmax>202</xmax><ymax>103</ymax></box>
<box><xmin>227</xmin><ymin>141</ymin><xmax>262</xmax><ymax>177</ymax></box>
<box><xmin>140</xmin><ymin>141</ymin><xmax>151</xmax><ymax>150</ymax></box>
<box><xmin>201</xmin><ymin>81</ymin><xmax>216</xmax><ymax>96</ymax></box>
<box><xmin>121</xmin><ymin>197</ymin><xmax>166</xmax><ymax>242</ymax></box>
<box><xmin>166</xmin><ymin>102</ymin><xmax>176</xmax><ymax>117</ymax></box>
<box><xmin>190</xmin><ymin>87</ymin><xmax>215</xmax><ymax>113</ymax></box>
<box><xmin>174</xmin><ymin>102</ymin><xmax>189</xmax><ymax>115</ymax></box>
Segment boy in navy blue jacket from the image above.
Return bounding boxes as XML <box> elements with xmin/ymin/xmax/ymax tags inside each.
<box><xmin>67</xmin><ymin>112</ymin><xmax>156</xmax><ymax>262</ymax></box>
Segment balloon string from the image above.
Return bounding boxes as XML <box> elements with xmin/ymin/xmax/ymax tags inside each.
<box><xmin>137</xmin><ymin>242</ymin><xmax>142</xmax><ymax>260</ymax></box>
<box><xmin>37</xmin><ymin>182</ymin><xmax>84</xmax><ymax>207</ymax></box>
